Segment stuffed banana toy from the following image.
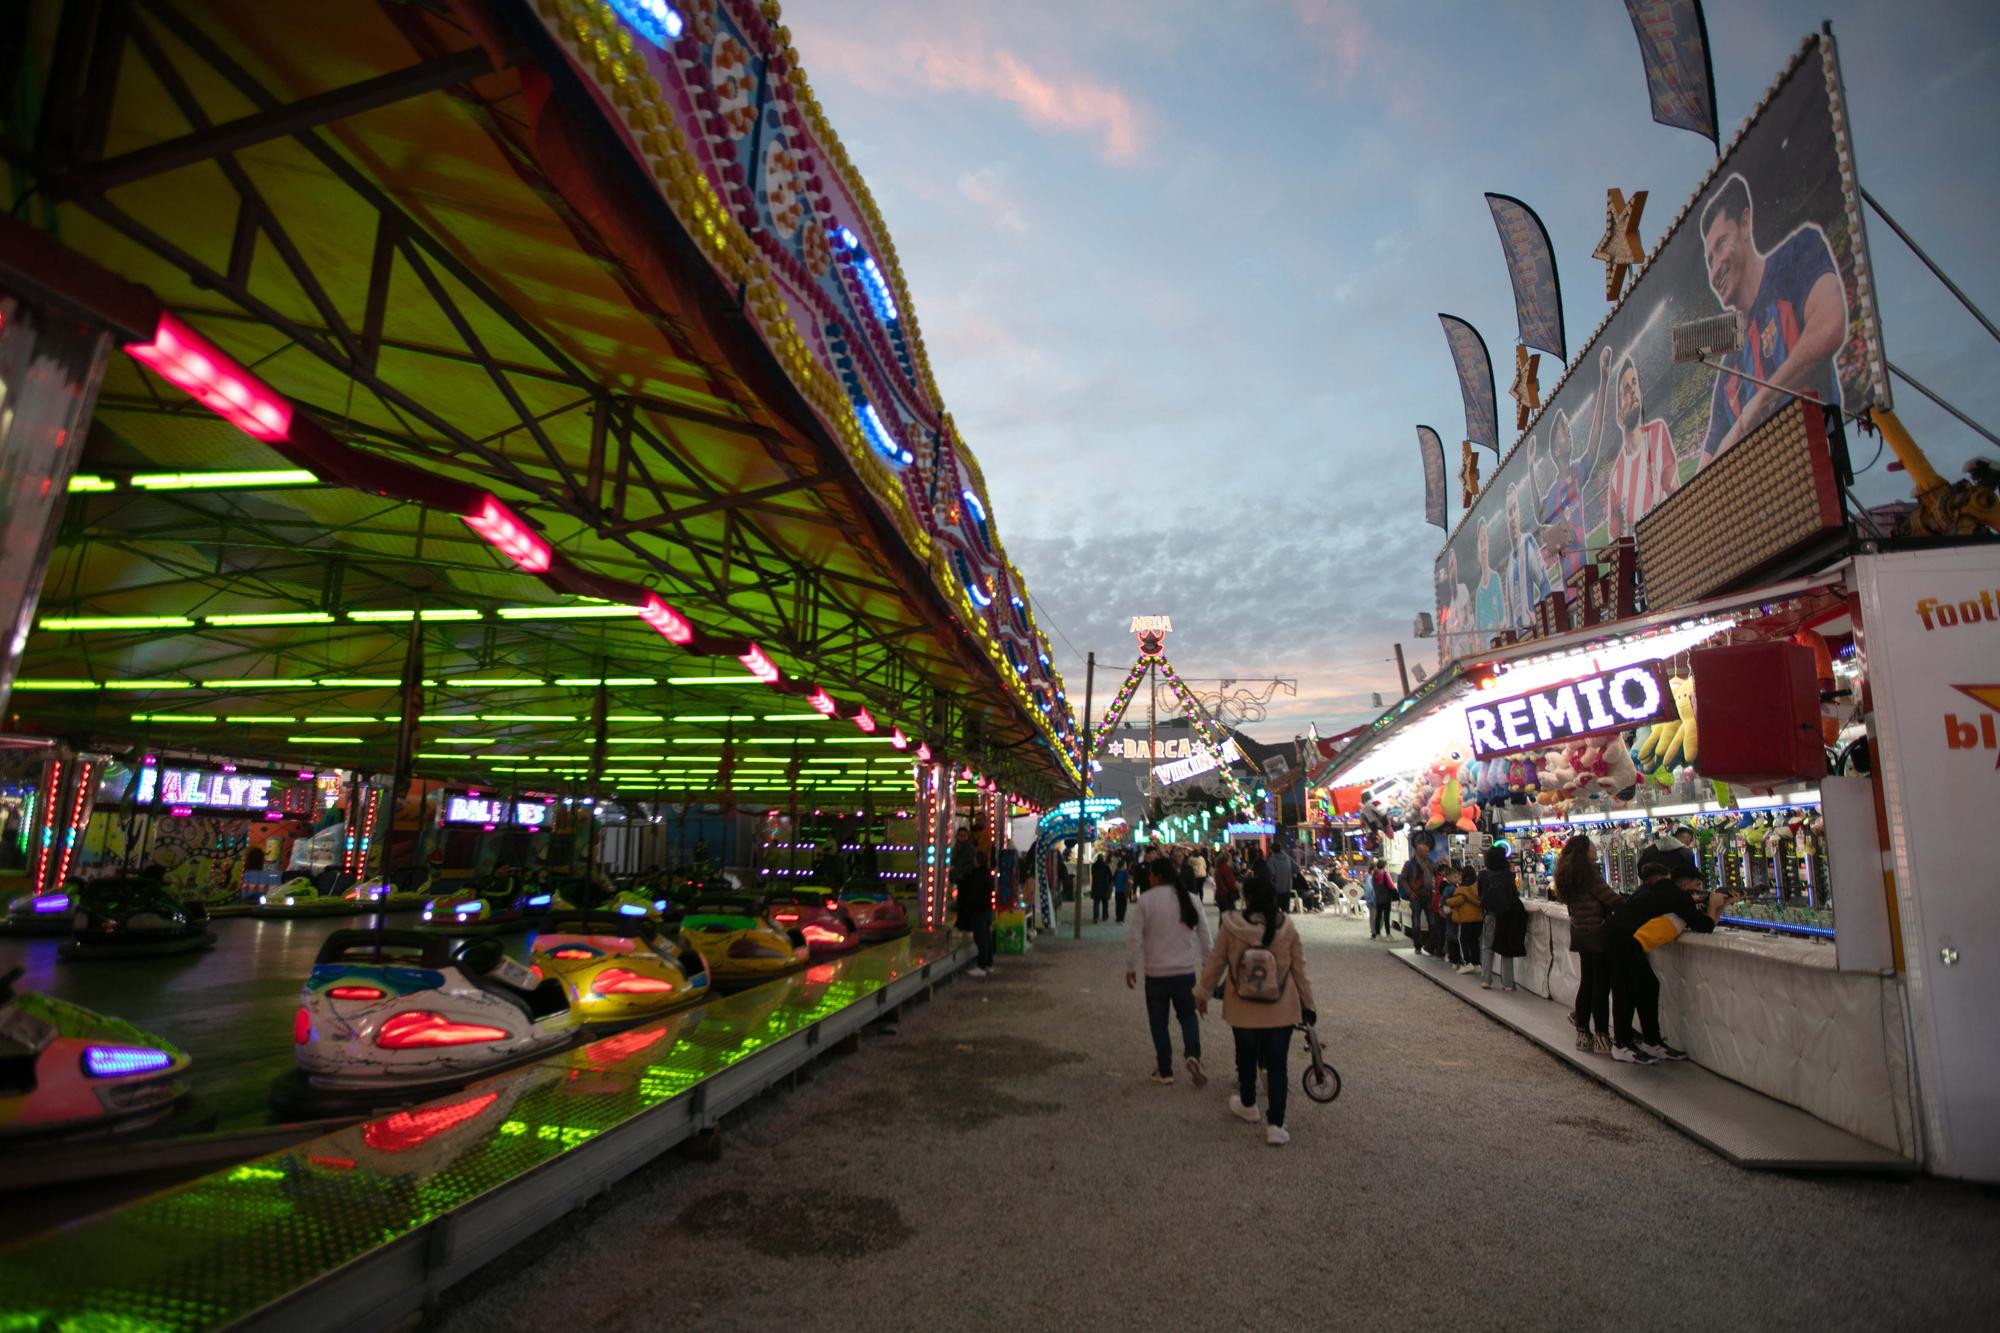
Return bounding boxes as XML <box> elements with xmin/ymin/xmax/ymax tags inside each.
<box><xmin>1638</xmin><ymin>675</ymin><xmax>1701</xmax><ymax>771</ymax></box>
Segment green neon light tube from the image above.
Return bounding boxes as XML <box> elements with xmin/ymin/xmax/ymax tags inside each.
<box><xmin>666</xmin><ymin>675</ymin><xmax>760</xmax><ymax>686</ymax></box>
<box><xmin>104</xmin><ymin>680</ymin><xmax>193</xmax><ymax>690</ymax></box>
<box><xmin>741</xmin><ymin>737</ymin><xmax>811</xmax><ymax>745</ymax></box>
<box><xmin>762</xmin><ymin>714</ymin><xmax>827</xmax><ymax>722</ymax></box>
<box><xmin>301</xmin><ymin>715</ymin><xmax>381</xmax><ymax>723</ymax></box>
<box><xmin>11</xmin><ymin>680</ymin><xmax>101</xmax><ymax>691</ymax></box>
<box><xmin>321</xmin><ymin>678</ymin><xmax>401</xmax><ymax>687</ymax></box>
<box><xmin>131</xmin><ymin>469</ymin><xmax>318</xmax><ymax>490</ymax></box>
<box><xmin>672</xmin><ymin>715</ymin><xmax>740</xmax><ymax>723</ymax></box>
<box><xmin>226</xmin><ymin>715</ymin><xmax>301</xmax><ymax>724</ymax></box>
<box><xmin>434</xmin><ymin>739</ymin><xmax>496</xmax><ymax>746</ymax></box>
<box><xmin>823</xmin><ymin>737</ymin><xmax>895</xmax><ymax>745</ymax></box>
<box><xmin>481</xmin><ymin>714</ymin><xmax>577</xmax><ymax>723</ymax></box>
<box><xmin>206</xmin><ymin>612</ymin><xmax>336</xmax><ymax>627</ymax></box>
<box><xmin>39</xmin><ymin>615</ymin><xmax>195</xmax><ymax>631</ymax></box>
<box><xmin>605</xmin><ymin>738</ymin><xmax>666</xmax><ymax>745</ymax></box>
<box><xmin>446</xmin><ymin>678</ymin><xmax>546</xmax><ymax>688</ymax></box>
<box><xmin>289</xmin><ymin>735</ymin><xmax>364</xmax><ymax>744</ymax></box>
<box><xmin>132</xmin><ymin>714</ymin><xmax>218</xmax><ymax>723</ymax></box>
<box><xmin>671</xmin><ymin>739</ymin><xmax>723</xmax><ymax>746</ymax></box>
<box><xmin>348</xmin><ymin>608</ymin><xmax>484</xmax><ymax>623</ymax></box>
<box><xmin>201</xmin><ymin>678</ymin><xmax>320</xmax><ymax>689</ymax></box>
<box><xmin>605</xmin><ymin>713</ymin><xmax>664</xmax><ymax>722</ymax></box>
<box><xmin>496</xmin><ymin>605</ymin><xmax>638</xmax><ymax>620</ymax></box>
<box><xmin>65</xmin><ymin>473</ymin><xmax>116</xmax><ymax>492</ymax></box>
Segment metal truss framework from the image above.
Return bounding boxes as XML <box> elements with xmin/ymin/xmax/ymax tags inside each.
<box><xmin>3</xmin><ymin>0</ymin><xmax>1060</xmax><ymax>798</ymax></box>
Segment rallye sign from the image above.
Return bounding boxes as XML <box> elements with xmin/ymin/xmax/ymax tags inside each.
<box><xmin>1464</xmin><ymin>661</ymin><xmax>1675</xmax><ymax>759</ymax></box>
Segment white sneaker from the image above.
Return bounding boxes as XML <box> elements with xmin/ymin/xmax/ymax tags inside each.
<box><xmin>1265</xmin><ymin>1124</ymin><xmax>1291</xmax><ymax>1146</ymax></box>
<box><xmin>966</xmin><ymin>966</ymin><xmax>987</xmax><ymax>978</ymax></box>
<box><xmin>1228</xmin><ymin>1094</ymin><xmax>1261</xmax><ymax>1124</ymax></box>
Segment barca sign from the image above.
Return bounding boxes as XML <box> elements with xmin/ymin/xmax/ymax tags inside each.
<box><xmin>1464</xmin><ymin>662</ymin><xmax>1676</xmax><ymax>759</ymax></box>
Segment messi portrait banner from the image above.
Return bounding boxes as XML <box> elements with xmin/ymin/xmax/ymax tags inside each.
<box><xmin>1432</xmin><ymin>33</ymin><xmax>1889</xmax><ymax>658</ymax></box>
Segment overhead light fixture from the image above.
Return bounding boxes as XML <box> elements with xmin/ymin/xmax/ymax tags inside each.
<box><xmin>463</xmin><ymin>494</ymin><xmax>551</xmax><ymax>574</ymax></box>
<box><xmin>124</xmin><ymin>311</ymin><xmax>293</xmax><ymax>441</ymax></box>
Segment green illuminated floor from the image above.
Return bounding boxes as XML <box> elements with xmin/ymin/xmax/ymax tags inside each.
<box><xmin>0</xmin><ymin>935</ymin><xmax>959</xmax><ymax>1331</ymax></box>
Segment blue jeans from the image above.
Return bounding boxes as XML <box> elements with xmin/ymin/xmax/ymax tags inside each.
<box><xmin>1144</xmin><ymin>973</ymin><xmax>1201</xmax><ymax>1077</ymax></box>
<box><xmin>969</xmin><ymin>917</ymin><xmax>994</xmax><ymax>969</ymax></box>
<box><xmin>1233</xmin><ymin>1025</ymin><xmax>1290</xmax><ymax>1128</ymax></box>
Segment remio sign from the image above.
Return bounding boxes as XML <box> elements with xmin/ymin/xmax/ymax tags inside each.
<box><xmin>1463</xmin><ymin>661</ymin><xmax>1675</xmax><ymax>759</ymax></box>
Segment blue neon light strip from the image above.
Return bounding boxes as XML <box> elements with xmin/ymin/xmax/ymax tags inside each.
<box><xmin>606</xmin><ymin>0</ymin><xmax>684</xmax><ymax>48</ymax></box>
<box><xmin>1720</xmin><ymin>914</ymin><xmax>1836</xmax><ymax>940</ymax></box>
<box><xmin>82</xmin><ymin>1046</ymin><xmax>173</xmax><ymax>1078</ymax></box>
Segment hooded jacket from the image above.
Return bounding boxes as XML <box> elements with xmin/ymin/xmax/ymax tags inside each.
<box><xmin>1197</xmin><ymin>910</ymin><xmax>1316</xmax><ymax>1029</ymax></box>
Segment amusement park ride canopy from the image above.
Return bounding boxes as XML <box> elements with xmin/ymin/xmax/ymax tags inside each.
<box><xmin>0</xmin><ymin>0</ymin><xmax>1082</xmax><ymax>803</ymax></box>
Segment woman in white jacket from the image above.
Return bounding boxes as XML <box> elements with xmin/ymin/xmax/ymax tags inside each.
<box><xmin>1126</xmin><ymin>858</ymin><xmax>1215</xmax><ymax>1087</ymax></box>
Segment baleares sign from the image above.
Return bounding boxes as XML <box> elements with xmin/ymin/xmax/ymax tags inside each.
<box><xmin>1464</xmin><ymin>661</ymin><xmax>1675</xmax><ymax>759</ymax></box>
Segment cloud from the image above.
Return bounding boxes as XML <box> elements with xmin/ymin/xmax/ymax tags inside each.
<box><xmin>956</xmin><ymin>164</ymin><xmax>1029</xmax><ymax>234</ymax></box>
<box><xmin>1289</xmin><ymin>0</ymin><xmax>1372</xmax><ymax>87</ymax></box>
<box><xmin>789</xmin><ymin>26</ymin><xmax>1145</xmax><ymax>163</ymax></box>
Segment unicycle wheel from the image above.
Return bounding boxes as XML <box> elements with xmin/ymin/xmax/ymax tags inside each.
<box><xmin>1302</xmin><ymin>1063</ymin><xmax>1341</xmax><ymax>1103</ymax></box>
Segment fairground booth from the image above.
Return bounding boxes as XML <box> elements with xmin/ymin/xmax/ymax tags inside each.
<box><xmin>1319</xmin><ymin>30</ymin><xmax>1998</xmax><ymax>1179</ymax></box>
<box><xmin>0</xmin><ymin>0</ymin><xmax>1084</xmax><ymax>928</ymax></box>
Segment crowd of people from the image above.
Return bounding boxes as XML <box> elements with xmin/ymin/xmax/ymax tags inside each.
<box><xmin>1378</xmin><ymin>830</ymin><xmax>1733</xmax><ymax>1066</ymax></box>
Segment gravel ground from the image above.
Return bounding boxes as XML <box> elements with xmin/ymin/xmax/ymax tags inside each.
<box><xmin>437</xmin><ymin>912</ymin><xmax>2000</xmax><ymax>1332</ymax></box>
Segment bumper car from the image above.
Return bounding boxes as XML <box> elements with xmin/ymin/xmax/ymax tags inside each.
<box><xmin>417</xmin><ymin>885</ymin><xmax>525</xmax><ymax>934</ymax></box>
<box><xmin>3</xmin><ymin>884</ymin><xmax>81</xmax><ymax>937</ymax></box>
<box><xmin>512</xmin><ymin>883</ymin><xmax>578</xmax><ymax>921</ymax></box>
<box><xmin>345</xmin><ymin>877</ymin><xmax>426</xmax><ymax>912</ymax></box>
<box><xmin>188</xmin><ymin>884</ymin><xmax>256</xmax><ymax>918</ymax></box>
<box><xmin>256</xmin><ymin>876</ymin><xmax>362</xmax><ymax>918</ymax></box>
<box><xmin>0</xmin><ymin>967</ymin><xmax>195</xmax><ymax>1140</ymax></box>
<box><xmin>763</xmin><ymin>890</ymin><xmax>862</xmax><ymax>957</ymax></box>
<box><xmin>838</xmin><ymin>888</ymin><xmax>911</xmax><ymax>942</ymax></box>
<box><xmin>274</xmin><ymin>928</ymin><xmax>577</xmax><ymax>1112</ymax></box>
<box><xmin>676</xmin><ymin>895</ymin><xmax>809</xmax><ymax>989</ymax></box>
<box><xmin>59</xmin><ymin>877</ymin><xmax>217</xmax><ymax>960</ymax></box>
<box><xmin>531</xmin><ymin>911</ymin><xmax>710</xmax><ymax>1027</ymax></box>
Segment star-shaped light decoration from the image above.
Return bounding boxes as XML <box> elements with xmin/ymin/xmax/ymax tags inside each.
<box><xmin>1592</xmin><ymin>188</ymin><xmax>1649</xmax><ymax>300</ymax></box>
<box><xmin>1510</xmin><ymin>344</ymin><xmax>1541</xmax><ymax>431</ymax></box>
<box><xmin>1458</xmin><ymin>440</ymin><xmax>1481</xmax><ymax>507</ymax></box>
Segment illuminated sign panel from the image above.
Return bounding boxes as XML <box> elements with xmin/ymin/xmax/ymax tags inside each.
<box><xmin>442</xmin><ymin>794</ymin><xmax>552</xmax><ymax>828</ymax></box>
<box><xmin>1225</xmin><ymin>820</ymin><xmax>1276</xmax><ymax>837</ymax></box>
<box><xmin>135</xmin><ymin>766</ymin><xmax>275</xmax><ymax>810</ymax></box>
<box><xmin>1464</xmin><ymin>662</ymin><xmax>1675</xmax><ymax>759</ymax></box>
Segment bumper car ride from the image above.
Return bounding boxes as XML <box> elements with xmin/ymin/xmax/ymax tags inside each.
<box><xmin>533</xmin><ymin>911</ymin><xmax>710</xmax><ymax>1027</ymax></box>
<box><xmin>59</xmin><ymin>878</ymin><xmax>217</xmax><ymax>960</ymax></box>
<box><xmin>676</xmin><ymin>896</ymin><xmax>809</xmax><ymax>988</ymax></box>
<box><xmin>256</xmin><ymin>878</ymin><xmax>363</xmax><ymax>918</ymax></box>
<box><xmin>4</xmin><ymin>888</ymin><xmax>81</xmax><ymax>937</ymax></box>
<box><xmin>275</xmin><ymin>928</ymin><xmax>576</xmax><ymax>1111</ymax></box>
<box><xmin>417</xmin><ymin>888</ymin><xmax>524</xmax><ymax>934</ymax></box>
<box><xmin>0</xmin><ymin>966</ymin><xmax>194</xmax><ymax>1139</ymax></box>
<box><xmin>763</xmin><ymin>891</ymin><xmax>862</xmax><ymax>958</ymax></box>
<box><xmin>346</xmin><ymin>879</ymin><xmax>426</xmax><ymax>912</ymax></box>
<box><xmin>837</xmin><ymin>890</ymin><xmax>911</xmax><ymax>941</ymax></box>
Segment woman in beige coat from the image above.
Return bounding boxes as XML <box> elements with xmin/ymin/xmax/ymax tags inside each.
<box><xmin>1197</xmin><ymin>870</ymin><xmax>1316</xmax><ymax>1145</ymax></box>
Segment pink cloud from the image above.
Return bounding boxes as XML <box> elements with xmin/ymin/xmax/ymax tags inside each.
<box><xmin>1290</xmin><ymin>0</ymin><xmax>1371</xmax><ymax>86</ymax></box>
<box><xmin>793</xmin><ymin>27</ymin><xmax>1144</xmax><ymax>164</ymax></box>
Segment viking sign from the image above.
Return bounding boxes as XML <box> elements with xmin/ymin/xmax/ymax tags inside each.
<box><xmin>1464</xmin><ymin>661</ymin><xmax>1676</xmax><ymax>759</ymax></box>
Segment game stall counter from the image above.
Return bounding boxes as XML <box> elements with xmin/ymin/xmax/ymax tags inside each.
<box><xmin>1518</xmin><ymin>896</ymin><xmax>1914</xmax><ymax>1154</ymax></box>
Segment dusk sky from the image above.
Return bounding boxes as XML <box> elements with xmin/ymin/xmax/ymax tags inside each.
<box><xmin>786</xmin><ymin>1</ymin><xmax>2000</xmax><ymax>742</ymax></box>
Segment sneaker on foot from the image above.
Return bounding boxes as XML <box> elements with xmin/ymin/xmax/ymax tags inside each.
<box><xmin>1640</xmin><ymin>1041</ymin><xmax>1688</xmax><ymax>1061</ymax></box>
<box><xmin>1148</xmin><ymin>1071</ymin><xmax>1175</xmax><ymax>1085</ymax></box>
<box><xmin>966</xmin><ymin>967</ymin><xmax>987</xmax><ymax>978</ymax></box>
<box><xmin>1228</xmin><ymin>1094</ymin><xmax>1261</xmax><ymax>1124</ymax></box>
<box><xmin>1479</xmin><ymin>980</ymin><xmax>1492</xmax><ymax>990</ymax></box>
<box><xmin>1186</xmin><ymin>1056</ymin><xmax>1208</xmax><ymax>1088</ymax></box>
<box><xmin>1265</xmin><ymin>1124</ymin><xmax>1291</xmax><ymax>1146</ymax></box>
<box><xmin>1611</xmin><ymin>1043</ymin><xmax>1655</xmax><ymax>1065</ymax></box>
<box><xmin>1575</xmin><ymin>1029</ymin><xmax>1594</xmax><ymax>1051</ymax></box>
<box><xmin>1592</xmin><ymin>1033</ymin><xmax>1614</xmax><ymax>1054</ymax></box>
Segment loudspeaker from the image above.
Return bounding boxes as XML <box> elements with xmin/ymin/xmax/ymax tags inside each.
<box><xmin>1689</xmin><ymin>641</ymin><xmax>1824</xmax><ymax>785</ymax></box>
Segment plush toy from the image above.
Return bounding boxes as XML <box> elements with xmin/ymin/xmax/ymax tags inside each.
<box><xmin>1603</xmin><ymin>735</ymin><xmax>1640</xmax><ymax>800</ymax></box>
